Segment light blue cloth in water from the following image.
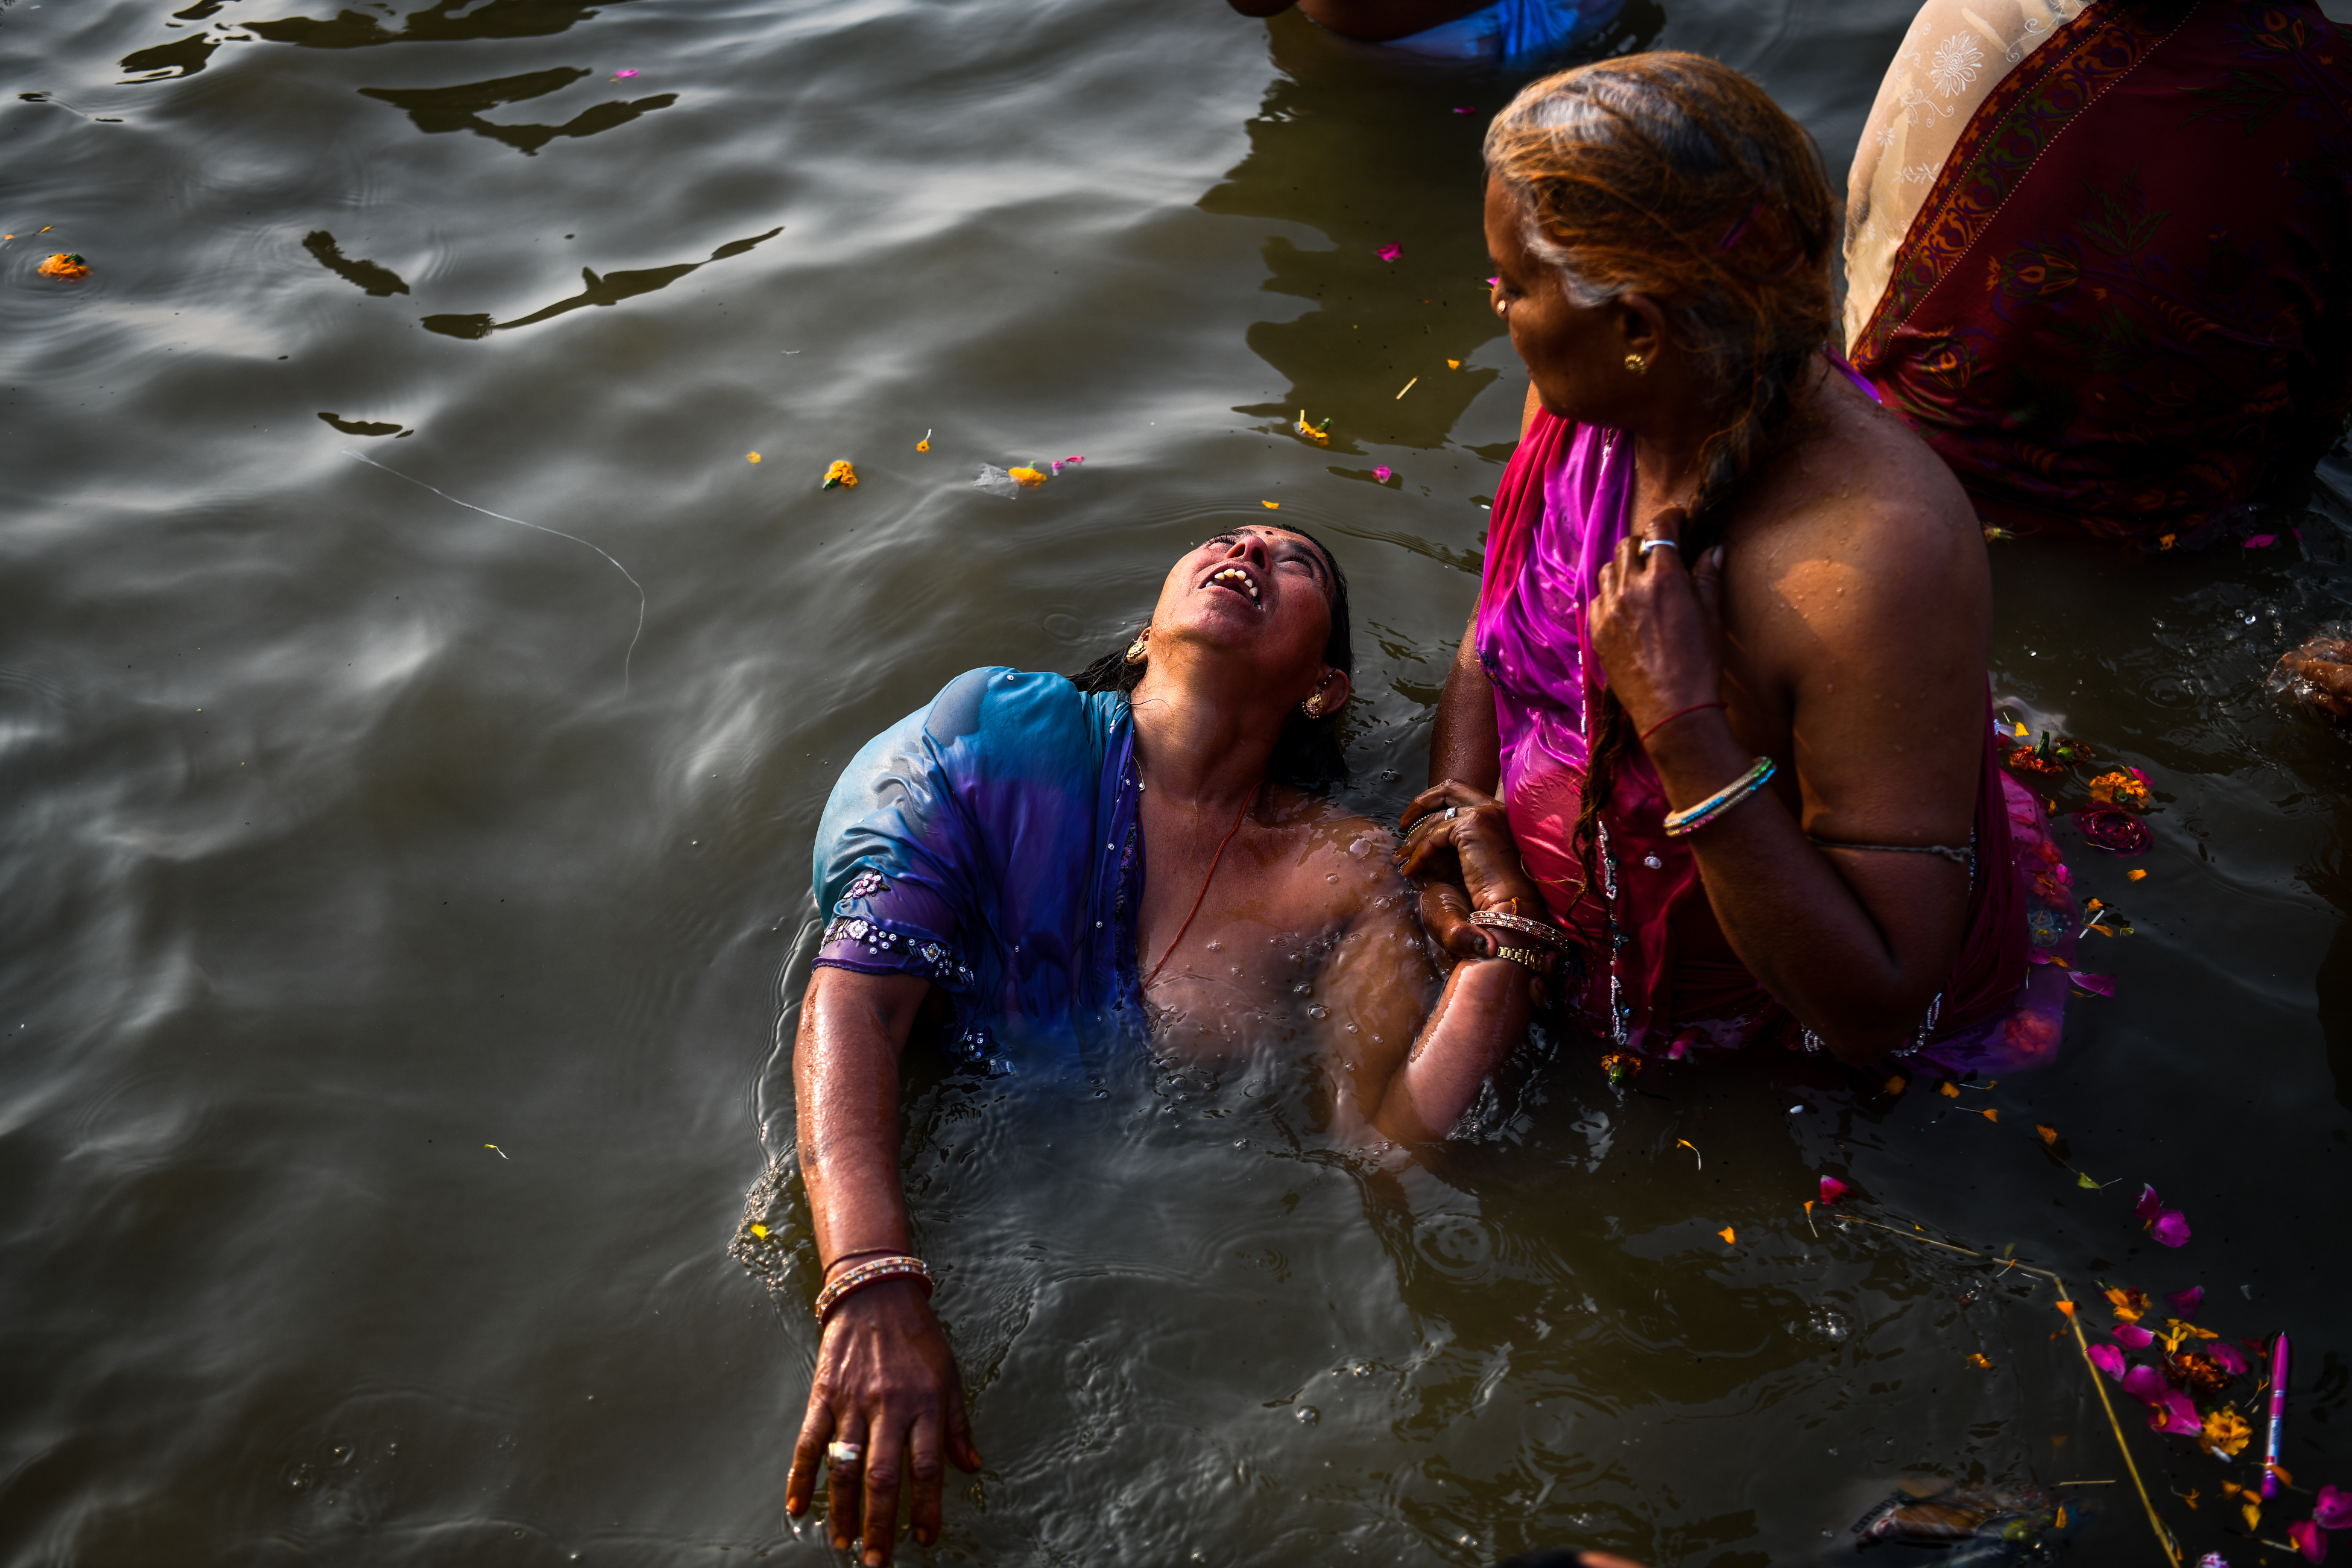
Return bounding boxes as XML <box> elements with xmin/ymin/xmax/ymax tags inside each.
<box><xmin>1382</xmin><ymin>0</ymin><xmax>1620</xmax><ymax>66</ymax></box>
<box><xmin>811</xmin><ymin>668</ymin><xmax>1145</xmax><ymax>1070</ymax></box>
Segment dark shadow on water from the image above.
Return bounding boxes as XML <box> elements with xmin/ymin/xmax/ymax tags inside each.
<box><xmin>358</xmin><ymin>68</ymin><xmax>677</xmax><ymax>155</ymax></box>
<box><xmin>303</xmin><ymin>230</ymin><xmax>411</xmax><ymax>297</ymax></box>
<box><xmin>1197</xmin><ymin>4</ymin><xmax>1661</xmax><ymax>454</ymax></box>
<box><xmin>245</xmin><ymin>0</ymin><xmax>631</xmax><ymax>49</ymax></box>
<box><xmin>420</xmin><ymin>225</ymin><xmax>783</xmax><ymax>338</ymax></box>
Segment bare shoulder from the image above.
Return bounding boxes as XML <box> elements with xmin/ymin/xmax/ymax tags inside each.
<box><xmin>1730</xmin><ymin>375</ymin><xmax>1989</xmax><ymax>659</ymax></box>
<box><xmin>1257</xmin><ymin>791</ymin><xmax>1409</xmax><ymax>922</ymax></box>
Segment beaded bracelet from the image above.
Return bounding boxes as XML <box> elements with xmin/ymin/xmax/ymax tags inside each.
<box><xmin>1468</xmin><ymin>909</ymin><xmax>1570</xmax><ymax>950</ymax></box>
<box><xmin>812</xmin><ymin>1254</ymin><xmax>933</xmax><ymax>1324</ymax></box>
<box><xmin>1661</xmin><ymin>756</ymin><xmax>1777</xmax><ymax>838</ymax></box>
<box><xmin>1488</xmin><ymin>944</ymin><xmax>1554</xmax><ymax>975</ymax></box>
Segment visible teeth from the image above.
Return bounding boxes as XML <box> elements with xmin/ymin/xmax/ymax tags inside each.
<box><xmin>1212</xmin><ymin>567</ymin><xmax>1259</xmax><ymax>601</ymax></box>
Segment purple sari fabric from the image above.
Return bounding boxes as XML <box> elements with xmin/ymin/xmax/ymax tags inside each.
<box><xmin>1473</xmin><ymin>405</ymin><xmax>2076</xmax><ymax>1074</ymax></box>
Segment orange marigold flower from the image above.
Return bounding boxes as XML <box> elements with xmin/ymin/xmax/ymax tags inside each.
<box><xmin>37</xmin><ymin>252</ymin><xmax>89</xmax><ymax>279</ymax></box>
<box><xmin>821</xmin><ymin>460</ymin><xmax>858</xmax><ymax>490</ymax></box>
<box><xmin>2202</xmin><ymin>1405</ymin><xmax>2252</xmax><ymax>1459</ymax></box>
<box><xmin>2088</xmin><ymin>770</ymin><xmax>2152</xmax><ymax>811</ymax></box>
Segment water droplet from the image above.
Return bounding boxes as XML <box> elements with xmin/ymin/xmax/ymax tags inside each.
<box><xmin>1307</xmin><ymin>1004</ymin><xmax>1329</xmax><ymax>1019</ymax></box>
<box><xmin>1205</xmin><ymin>940</ymin><xmax>1222</xmax><ymax>952</ymax></box>
<box><xmin>1295</xmin><ymin>1405</ymin><xmax>1320</xmax><ymax>1424</ymax></box>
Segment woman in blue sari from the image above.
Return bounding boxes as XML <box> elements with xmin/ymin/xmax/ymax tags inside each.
<box><xmin>787</xmin><ymin>524</ymin><xmax>1548</xmax><ymax>1563</ymax></box>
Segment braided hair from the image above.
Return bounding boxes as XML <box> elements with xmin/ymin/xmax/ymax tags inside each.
<box><xmin>1483</xmin><ymin>52</ymin><xmax>1837</xmax><ymax>890</ymax></box>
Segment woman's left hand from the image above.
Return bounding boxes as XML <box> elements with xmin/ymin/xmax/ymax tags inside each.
<box><xmin>1397</xmin><ymin>780</ymin><xmax>1541</xmax><ymax>958</ymax></box>
<box><xmin>1587</xmin><ymin>507</ymin><xmax>1727</xmax><ymax>736</ymax></box>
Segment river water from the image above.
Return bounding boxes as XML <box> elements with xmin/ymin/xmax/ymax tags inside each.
<box><xmin>4</xmin><ymin>0</ymin><xmax>2350</xmax><ymax>1563</ymax></box>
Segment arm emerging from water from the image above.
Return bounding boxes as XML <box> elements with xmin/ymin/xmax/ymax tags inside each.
<box><xmin>789</xmin><ymin>968</ymin><xmax>982</xmax><ymax>1566</ymax></box>
<box><xmin>1314</xmin><ymin>788</ymin><xmax>1544</xmax><ymax>1143</ymax></box>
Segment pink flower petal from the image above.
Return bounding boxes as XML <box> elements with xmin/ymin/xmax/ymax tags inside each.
<box><xmin>1819</xmin><ymin>1175</ymin><xmax>1851</xmax><ymax>1206</ymax></box>
<box><xmin>2121</xmin><ymin>1364</ymin><xmax>2169</xmax><ymax>1406</ymax></box>
<box><xmin>2155</xmin><ymin>1389</ymin><xmax>2205</xmax><ymax>1435</ymax></box>
<box><xmin>2200</xmin><ymin>1554</ymin><xmax>2234</xmax><ymax>1568</ymax></box>
<box><xmin>1373</xmin><ymin>465</ymin><xmax>1392</xmax><ymax>482</ymax></box>
<box><xmin>2314</xmin><ymin>1486</ymin><xmax>2352</xmax><ymax>1532</ymax></box>
<box><xmin>2246</xmin><ymin>534</ymin><xmax>2277</xmax><ymax>548</ymax></box>
<box><xmin>2133</xmin><ymin>1184</ymin><xmax>2163</xmax><ymax>1224</ymax></box>
<box><xmin>1485</xmin><ymin>275</ymin><xmax>1500</xmax><ymax>288</ymax></box>
<box><xmin>2165</xmin><ymin>1286</ymin><xmax>2204</xmax><ymax>1318</ymax></box>
<box><xmin>2210</xmin><ymin>1342</ymin><xmax>2249</xmax><ymax>1376</ymax></box>
<box><xmin>2292</xmin><ymin>1520</ymin><xmax>2328</xmax><ymax>1563</ymax></box>
<box><xmin>2070</xmin><ymin>970</ymin><xmax>2116</xmax><ymax>996</ymax></box>
<box><xmin>2116</xmin><ymin>1323</ymin><xmax>2157</xmax><ymax>1350</ymax></box>
<box><xmin>1376</xmin><ymin>243</ymin><xmax>1402</xmax><ymax>262</ymax></box>
<box><xmin>1453</xmin><ymin>105</ymin><xmax>1476</xmax><ymax>113</ymax></box>
<box><xmin>2086</xmin><ymin>1343</ymin><xmax>2126</xmax><ymax>1380</ymax></box>
<box><xmin>614</xmin><ymin>68</ymin><xmax>637</xmax><ymax>76</ymax></box>
<box><xmin>2151</xmin><ymin>1208</ymin><xmax>2192</xmax><ymax>1248</ymax></box>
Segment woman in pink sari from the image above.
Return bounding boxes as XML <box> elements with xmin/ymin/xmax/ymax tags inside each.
<box><xmin>1415</xmin><ymin>54</ymin><xmax>2077</xmax><ymax>1073</ymax></box>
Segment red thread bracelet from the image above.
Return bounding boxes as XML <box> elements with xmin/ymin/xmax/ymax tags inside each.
<box><xmin>1640</xmin><ymin>700</ymin><xmax>1726</xmax><ymax>745</ymax></box>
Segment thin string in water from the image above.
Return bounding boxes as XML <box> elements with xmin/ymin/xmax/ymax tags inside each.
<box><xmin>338</xmin><ymin>447</ymin><xmax>646</xmax><ymax>697</ymax></box>
<box><xmin>1143</xmin><ymin>785</ymin><xmax>1259</xmax><ymax>990</ymax></box>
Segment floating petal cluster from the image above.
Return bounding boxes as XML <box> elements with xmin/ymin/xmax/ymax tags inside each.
<box><xmin>821</xmin><ymin>460</ymin><xmax>856</xmax><ymax>490</ymax></box>
<box><xmin>36</xmin><ymin>252</ymin><xmax>88</xmax><ymax>279</ymax></box>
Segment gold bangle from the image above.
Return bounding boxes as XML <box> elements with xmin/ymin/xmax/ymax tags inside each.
<box><xmin>1489</xmin><ymin>944</ymin><xmax>1553</xmax><ymax>975</ymax></box>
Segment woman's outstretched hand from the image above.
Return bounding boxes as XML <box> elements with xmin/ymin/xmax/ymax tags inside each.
<box><xmin>786</xmin><ymin>1279</ymin><xmax>981</xmax><ymax>1566</ymax></box>
<box><xmin>1587</xmin><ymin>507</ymin><xmax>1727</xmax><ymax>736</ymax></box>
<box><xmin>1398</xmin><ymin>779</ymin><xmax>1543</xmax><ymax>959</ymax></box>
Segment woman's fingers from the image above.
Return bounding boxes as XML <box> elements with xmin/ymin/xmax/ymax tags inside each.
<box><xmin>859</xmin><ymin>1415</ymin><xmax>911</xmax><ymax>1566</ymax></box>
<box><xmin>824</xmin><ymin>1415</ymin><xmax>870</xmax><ymax>1552</ymax></box>
<box><xmin>785</xmin><ymin>1388</ymin><xmax>837</xmax><ymax>1517</ymax></box>
<box><xmin>907</xmin><ymin>1413</ymin><xmax>946</xmax><ymax>1549</ymax></box>
<box><xmin>1418</xmin><ymin>882</ymin><xmax>1493</xmax><ymax>959</ymax></box>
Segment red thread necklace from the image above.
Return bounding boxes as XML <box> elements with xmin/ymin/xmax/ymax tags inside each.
<box><xmin>1142</xmin><ymin>782</ymin><xmax>1259</xmax><ymax>990</ymax></box>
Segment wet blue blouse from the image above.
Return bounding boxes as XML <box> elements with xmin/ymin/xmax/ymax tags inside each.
<box><xmin>811</xmin><ymin>668</ymin><xmax>1146</xmax><ymax>1066</ymax></box>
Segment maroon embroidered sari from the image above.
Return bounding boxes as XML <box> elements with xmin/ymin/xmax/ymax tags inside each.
<box><xmin>1849</xmin><ymin>0</ymin><xmax>2352</xmax><ymax>546</ymax></box>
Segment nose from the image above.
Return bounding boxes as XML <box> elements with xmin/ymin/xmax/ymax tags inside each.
<box><xmin>1221</xmin><ymin>531</ymin><xmax>1272</xmax><ymax>571</ymax></box>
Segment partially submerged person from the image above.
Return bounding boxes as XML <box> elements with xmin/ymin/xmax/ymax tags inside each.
<box><xmin>1222</xmin><ymin>0</ymin><xmax>1622</xmax><ymax>69</ymax></box>
<box><xmin>1843</xmin><ymin>0</ymin><xmax>2352</xmax><ymax>548</ymax></box>
<box><xmin>786</xmin><ymin>525</ymin><xmax>1550</xmax><ymax>1563</ymax></box>
<box><xmin>1422</xmin><ymin>54</ymin><xmax>2079</xmax><ymax>1071</ymax></box>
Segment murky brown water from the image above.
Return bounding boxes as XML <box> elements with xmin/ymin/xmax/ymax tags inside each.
<box><xmin>3</xmin><ymin>0</ymin><xmax>2350</xmax><ymax>1561</ymax></box>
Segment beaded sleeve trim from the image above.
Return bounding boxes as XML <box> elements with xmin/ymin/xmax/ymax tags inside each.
<box><xmin>817</xmin><ymin>915</ymin><xmax>978</xmax><ymax>991</ymax></box>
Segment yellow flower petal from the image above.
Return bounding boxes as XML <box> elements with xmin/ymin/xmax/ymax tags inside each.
<box><xmin>1717</xmin><ymin>1226</ymin><xmax>1736</xmax><ymax>1246</ymax></box>
<box><xmin>747</xmin><ymin>452</ymin><xmax>760</xmax><ymax>463</ymax></box>
<box><xmin>1262</xmin><ymin>500</ymin><xmax>1280</xmax><ymax>509</ymax></box>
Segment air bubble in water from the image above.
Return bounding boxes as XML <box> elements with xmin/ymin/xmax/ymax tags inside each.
<box><xmin>1307</xmin><ymin>1005</ymin><xmax>1329</xmax><ymax>1020</ymax></box>
<box><xmin>1295</xmin><ymin>1405</ymin><xmax>1320</xmax><ymax>1424</ymax></box>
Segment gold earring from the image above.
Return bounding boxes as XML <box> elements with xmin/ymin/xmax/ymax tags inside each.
<box><xmin>1302</xmin><ymin>694</ymin><xmax>1326</xmax><ymax>718</ymax></box>
<box><xmin>1624</xmin><ymin>353</ymin><xmax>1650</xmax><ymax>376</ymax></box>
<box><xmin>1125</xmin><ymin>631</ymin><xmax>1149</xmax><ymax>665</ymax></box>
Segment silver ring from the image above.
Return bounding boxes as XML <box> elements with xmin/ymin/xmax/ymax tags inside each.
<box><xmin>827</xmin><ymin>1441</ymin><xmax>863</xmax><ymax>1468</ymax></box>
<box><xmin>1444</xmin><ymin>805</ymin><xmax>1459</xmax><ymax>820</ymax></box>
<box><xmin>1639</xmin><ymin>538</ymin><xmax>1680</xmax><ymax>557</ymax></box>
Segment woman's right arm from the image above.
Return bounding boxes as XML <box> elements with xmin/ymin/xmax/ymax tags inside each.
<box><xmin>788</xmin><ymin>967</ymin><xmax>981</xmax><ymax>1566</ymax></box>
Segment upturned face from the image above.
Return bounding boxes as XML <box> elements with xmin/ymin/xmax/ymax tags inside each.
<box><xmin>1484</xmin><ymin>175</ymin><xmax>1647</xmax><ymax>423</ymax></box>
<box><xmin>1147</xmin><ymin>525</ymin><xmax>1338</xmax><ymax>698</ymax></box>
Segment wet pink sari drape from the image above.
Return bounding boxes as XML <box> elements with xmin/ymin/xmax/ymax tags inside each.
<box><xmin>1475</xmin><ymin>407</ymin><xmax>2076</xmax><ymax>1073</ymax></box>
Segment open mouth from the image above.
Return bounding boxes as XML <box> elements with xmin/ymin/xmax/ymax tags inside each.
<box><xmin>1204</xmin><ymin>564</ymin><xmax>1261</xmax><ymax>607</ymax></box>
